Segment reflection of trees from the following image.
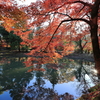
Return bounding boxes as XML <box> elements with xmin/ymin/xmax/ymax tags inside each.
<box><xmin>0</xmin><ymin>58</ymin><xmax>33</xmax><ymax>100</ymax></box>
<box><xmin>25</xmin><ymin>58</ymin><xmax>99</xmax><ymax>98</ymax></box>
<box><xmin>22</xmin><ymin>70</ymin><xmax>74</xmax><ymax>100</ymax></box>
<box><xmin>50</xmin><ymin>58</ymin><xmax>99</xmax><ymax>96</ymax></box>
<box><xmin>49</xmin><ymin>69</ymin><xmax>58</xmax><ymax>88</ymax></box>
<box><xmin>57</xmin><ymin>68</ymin><xmax>75</xmax><ymax>83</ymax></box>
<box><xmin>74</xmin><ymin>60</ymin><xmax>99</xmax><ymax>94</ymax></box>
<box><xmin>1</xmin><ymin>56</ymin><xmax>99</xmax><ymax>100</ymax></box>
<box><xmin>35</xmin><ymin>70</ymin><xmax>45</xmax><ymax>88</ymax></box>
<box><xmin>0</xmin><ymin>86</ymin><xmax>3</xmax><ymax>94</ymax></box>
<box><xmin>22</xmin><ymin>83</ymin><xmax>74</xmax><ymax>100</ymax></box>
<box><xmin>95</xmin><ymin>66</ymin><xmax>100</xmax><ymax>80</ymax></box>
<box><xmin>46</xmin><ymin>59</ymin><xmax>76</xmax><ymax>83</ymax></box>
<box><xmin>45</xmin><ymin>66</ymin><xmax>59</xmax><ymax>89</ymax></box>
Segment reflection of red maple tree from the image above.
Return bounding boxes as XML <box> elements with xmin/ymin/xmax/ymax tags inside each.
<box><xmin>23</xmin><ymin>82</ymin><xmax>74</xmax><ymax>100</ymax></box>
<box><xmin>0</xmin><ymin>58</ymin><xmax>10</xmax><ymax>64</ymax></box>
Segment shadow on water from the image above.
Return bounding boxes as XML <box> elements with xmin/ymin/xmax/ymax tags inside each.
<box><xmin>0</xmin><ymin>56</ymin><xmax>100</xmax><ymax>100</ymax></box>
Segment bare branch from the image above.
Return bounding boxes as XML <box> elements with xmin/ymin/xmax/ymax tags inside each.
<box><xmin>61</xmin><ymin>18</ymin><xmax>90</xmax><ymax>25</ymax></box>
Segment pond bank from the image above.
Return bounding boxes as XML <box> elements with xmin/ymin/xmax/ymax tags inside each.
<box><xmin>0</xmin><ymin>49</ymin><xmax>94</xmax><ymax>62</ymax></box>
<box><xmin>65</xmin><ymin>53</ymin><xmax>94</xmax><ymax>62</ymax></box>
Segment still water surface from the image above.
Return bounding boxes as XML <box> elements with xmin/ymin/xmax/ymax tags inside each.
<box><xmin>0</xmin><ymin>57</ymin><xmax>99</xmax><ymax>100</ymax></box>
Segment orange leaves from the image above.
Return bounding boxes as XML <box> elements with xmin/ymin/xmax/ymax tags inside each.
<box><xmin>0</xmin><ymin>0</ymin><xmax>12</xmax><ymax>6</ymax></box>
<box><xmin>2</xmin><ymin>16</ymin><xmax>15</xmax><ymax>32</ymax></box>
<box><xmin>0</xmin><ymin>0</ymin><xmax>93</xmax><ymax>68</ymax></box>
<box><xmin>84</xmin><ymin>42</ymin><xmax>92</xmax><ymax>52</ymax></box>
<box><xmin>43</xmin><ymin>0</ymin><xmax>58</xmax><ymax>10</ymax></box>
<box><xmin>46</xmin><ymin>64</ymin><xmax>59</xmax><ymax>70</ymax></box>
<box><xmin>0</xmin><ymin>3</ymin><xmax>28</xmax><ymax>31</ymax></box>
<box><xmin>0</xmin><ymin>58</ymin><xmax>10</xmax><ymax>64</ymax></box>
<box><xmin>24</xmin><ymin>57</ymin><xmax>35</xmax><ymax>67</ymax></box>
<box><xmin>27</xmin><ymin>68</ymin><xmax>46</xmax><ymax>72</ymax></box>
<box><xmin>63</xmin><ymin>44</ymin><xmax>75</xmax><ymax>55</ymax></box>
<box><xmin>14</xmin><ymin>30</ymin><xmax>32</xmax><ymax>39</ymax></box>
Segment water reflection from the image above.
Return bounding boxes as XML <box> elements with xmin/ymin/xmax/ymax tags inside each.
<box><xmin>0</xmin><ymin>57</ymin><xmax>99</xmax><ymax>100</ymax></box>
<box><xmin>0</xmin><ymin>57</ymin><xmax>33</xmax><ymax>100</ymax></box>
<box><xmin>75</xmin><ymin>60</ymin><xmax>99</xmax><ymax>93</ymax></box>
<box><xmin>22</xmin><ymin>77</ymin><xmax>74</xmax><ymax>100</ymax></box>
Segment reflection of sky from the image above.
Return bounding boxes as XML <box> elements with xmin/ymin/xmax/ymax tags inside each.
<box><xmin>16</xmin><ymin>0</ymin><xmax>36</xmax><ymax>6</ymax></box>
<box><xmin>46</xmin><ymin>80</ymin><xmax>81</xmax><ymax>99</ymax></box>
<box><xmin>54</xmin><ymin>82</ymin><xmax>81</xmax><ymax>99</ymax></box>
<box><xmin>0</xmin><ymin>91</ymin><xmax>11</xmax><ymax>100</ymax></box>
<box><xmin>0</xmin><ymin>58</ymin><xmax>97</xmax><ymax>100</ymax></box>
<box><xmin>27</xmin><ymin>76</ymin><xmax>82</xmax><ymax>99</ymax></box>
<box><xmin>27</xmin><ymin>74</ymin><xmax>97</xmax><ymax>100</ymax></box>
<box><xmin>0</xmin><ymin>72</ymin><xmax>97</xmax><ymax>100</ymax></box>
<box><xmin>0</xmin><ymin>66</ymin><xmax>3</xmax><ymax>75</ymax></box>
<box><xmin>85</xmin><ymin>74</ymin><xmax>95</xmax><ymax>87</ymax></box>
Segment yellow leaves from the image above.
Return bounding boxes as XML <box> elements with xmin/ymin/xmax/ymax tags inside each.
<box><xmin>0</xmin><ymin>3</ymin><xmax>28</xmax><ymax>31</ymax></box>
<box><xmin>2</xmin><ymin>16</ymin><xmax>15</xmax><ymax>32</ymax></box>
<box><xmin>1</xmin><ymin>16</ymin><xmax>27</xmax><ymax>32</ymax></box>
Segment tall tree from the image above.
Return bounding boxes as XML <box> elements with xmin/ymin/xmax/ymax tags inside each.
<box><xmin>90</xmin><ymin>0</ymin><xmax>100</xmax><ymax>73</ymax></box>
<box><xmin>21</xmin><ymin>0</ymin><xmax>100</xmax><ymax>68</ymax></box>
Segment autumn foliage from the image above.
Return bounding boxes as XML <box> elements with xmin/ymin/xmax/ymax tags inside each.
<box><xmin>0</xmin><ymin>0</ymin><xmax>100</xmax><ymax>68</ymax></box>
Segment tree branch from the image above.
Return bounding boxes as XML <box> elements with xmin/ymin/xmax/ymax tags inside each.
<box><xmin>30</xmin><ymin>1</ymin><xmax>92</xmax><ymax>16</ymax></box>
<box><xmin>44</xmin><ymin>18</ymin><xmax>90</xmax><ymax>51</ymax></box>
<box><xmin>47</xmin><ymin>0</ymin><xmax>92</xmax><ymax>13</ymax></box>
<box><xmin>44</xmin><ymin>21</ymin><xmax>63</xmax><ymax>51</ymax></box>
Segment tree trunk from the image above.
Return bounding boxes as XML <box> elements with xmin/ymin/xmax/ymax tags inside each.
<box><xmin>79</xmin><ymin>40</ymin><xmax>83</xmax><ymax>54</ymax></box>
<box><xmin>90</xmin><ymin>0</ymin><xmax>100</xmax><ymax>75</ymax></box>
<box><xmin>18</xmin><ymin>45</ymin><xmax>21</xmax><ymax>52</ymax></box>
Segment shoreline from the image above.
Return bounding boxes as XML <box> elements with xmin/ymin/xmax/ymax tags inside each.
<box><xmin>0</xmin><ymin>50</ymin><xmax>94</xmax><ymax>62</ymax></box>
<box><xmin>65</xmin><ymin>53</ymin><xmax>94</xmax><ymax>62</ymax></box>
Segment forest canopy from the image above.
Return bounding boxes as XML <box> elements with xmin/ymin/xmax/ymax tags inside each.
<box><xmin>0</xmin><ymin>0</ymin><xmax>100</xmax><ymax>69</ymax></box>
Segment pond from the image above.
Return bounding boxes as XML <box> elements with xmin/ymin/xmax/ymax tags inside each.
<box><xmin>0</xmin><ymin>56</ymin><xmax>99</xmax><ymax>100</ymax></box>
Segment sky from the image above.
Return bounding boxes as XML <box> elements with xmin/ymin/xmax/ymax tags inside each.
<box><xmin>16</xmin><ymin>0</ymin><xmax>37</xmax><ymax>6</ymax></box>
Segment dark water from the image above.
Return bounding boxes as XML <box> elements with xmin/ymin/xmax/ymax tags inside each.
<box><xmin>0</xmin><ymin>57</ymin><xmax>99</xmax><ymax>100</ymax></box>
